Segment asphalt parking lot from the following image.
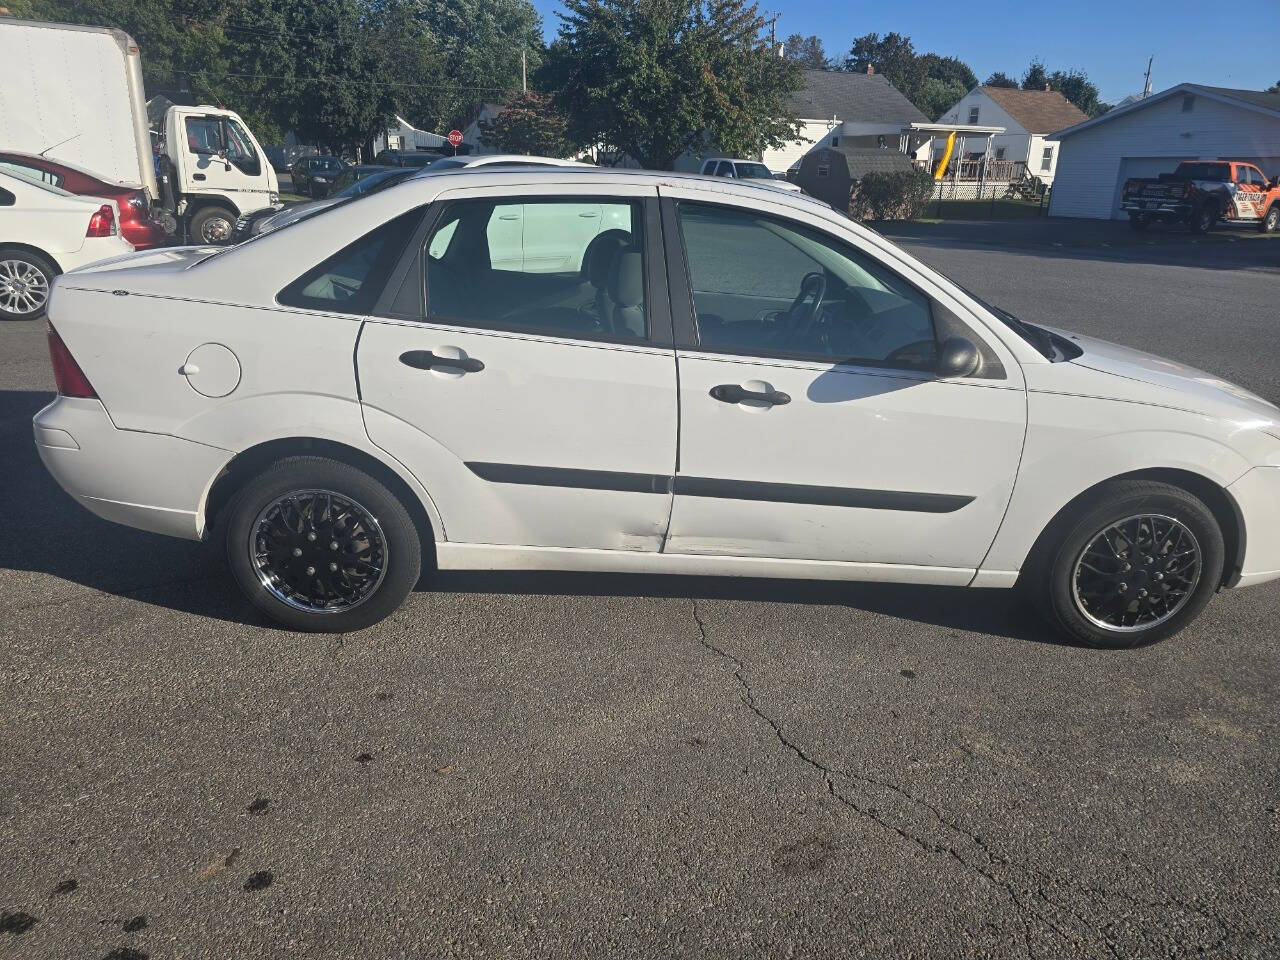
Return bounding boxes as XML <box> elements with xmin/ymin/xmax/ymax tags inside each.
<box><xmin>2</xmin><ymin>224</ymin><xmax>1278</xmax><ymax>959</ymax></box>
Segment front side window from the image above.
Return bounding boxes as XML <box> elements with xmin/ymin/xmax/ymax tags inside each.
<box><xmin>677</xmin><ymin>202</ymin><xmax>936</xmax><ymax>371</ymax></box>
<box><xmin>184</xmin><ymin>117</ymin><xmax>222</xmax><ymax>155</ymax></box>
<box><xmin>424</xmin><ymin>197</ymin><xmax>646</xmax><ymax>341</ymax></box>
<box><xmin>278</xmin><ymin>209</ymin><xmax>421</xmax><ymax>313</ymax></box>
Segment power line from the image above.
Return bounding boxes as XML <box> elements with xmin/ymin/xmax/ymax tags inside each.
<box><xmin>199</xmin><ymin>71</ymin><xmax>522</xmax><ymax>94</ymax></box>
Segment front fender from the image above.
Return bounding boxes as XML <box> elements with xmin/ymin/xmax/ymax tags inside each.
<box><xmin>981</xmin><ymin>392</ymin><xmax>1251</xmax><ymax>575</ymax></box>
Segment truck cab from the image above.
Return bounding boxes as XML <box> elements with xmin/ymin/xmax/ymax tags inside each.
<box><xmin>162</xmin><ymin>106</ymin><xmax>280</xmax><ymax>244</ymax></box>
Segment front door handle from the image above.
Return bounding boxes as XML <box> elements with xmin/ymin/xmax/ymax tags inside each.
<box><xmin>710</xmin><ymin>384</ymin><xmax>790</xmax><ymax>406</ymax></box>
<box><xmin>192</xmin><ymin>173</ymin><xmax>206</xmax><ymax>181</ymax></box>
<box><xmin>399</xmin><ymin>350</ymin><xmax>484</xmax><ymax>373</ymax></box>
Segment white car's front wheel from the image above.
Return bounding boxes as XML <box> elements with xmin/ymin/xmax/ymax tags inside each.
<box><xmin>0</xmin><ymin>247</ymin><xmax>56</xmax><ymax>321</ymax></box>
<box><xmin>225</xmin><ymin>457</ymin><xmax>422</xmax><ymax>632</ymax></box>
<box><xmin>1025</xmin><ymin>480</ymin><xmax>1225</xmax><ymax>648</ymax></box>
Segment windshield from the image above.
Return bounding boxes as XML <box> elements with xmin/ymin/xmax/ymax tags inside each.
<box><xmin>310</xmin><ymin>157</ymin><xmax>342</xmax><ymax>173</ymax></box>
<box><xmin>735</xmin><ymin>162</ymin><xmax>774</xmax><ymax>180</ymax></box>
<box><xmin>335</xmin><ymin>170</ymin><xmax>412</xmax><ymax>198</ymax></box>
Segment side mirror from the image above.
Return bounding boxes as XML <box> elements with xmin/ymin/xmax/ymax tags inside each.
<box><xmin>936</xmin><ymin>336</ymin><xmax>981</xmax><ymax>378</ymax></box>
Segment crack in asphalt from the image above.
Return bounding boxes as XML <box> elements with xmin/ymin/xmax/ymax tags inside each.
<box><xmin>689</xmin><ymin>598</ymin><xmax>1158</xmax><ymax>960</ymax></box>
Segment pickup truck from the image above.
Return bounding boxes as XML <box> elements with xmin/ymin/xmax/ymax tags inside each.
<box><xmin>1121</xmin><ymin>160</ymin><xmax>1280</xmax><ymax>233</ymax></box>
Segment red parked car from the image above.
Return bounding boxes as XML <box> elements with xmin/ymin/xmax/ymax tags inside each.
<box><xmin>0</xmin><ymin>151</ymin><xmax>168</xmax><ymax>249</ymax></box>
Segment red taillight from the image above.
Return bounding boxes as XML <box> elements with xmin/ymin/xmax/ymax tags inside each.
<box><xmin>47</xmin><ymin>324</ymin><xmax>97</xmax><ymax>398</ymax></box>
<box><xmin>86</xmin><ymin>204</ymin><xmax>117</xmax><ymax>237</ymax></box>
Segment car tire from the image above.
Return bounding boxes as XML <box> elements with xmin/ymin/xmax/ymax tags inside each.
<box><xmin>1022</xmin><ymin>480</ymin><xmax>1224</xmax><ymax>649</ymax></box>
<box><xmin>224</xmin><ymin>456</ymin><xmax>422</xmax><ymax>632</ymax></box>
<box><xmin>1190</xmin><ymin>202</ymin><xmax>1218</xmax><ymax>234</ymax></box>
<box><xmin>1261</xmin><ymin>205</ymin><xmax>1279</xmax><ymax>234</ymax></box>
<box><xmin>0</xmin><ymin>247</ymin><xmax>58</xmax><ymax>321</ymax></box>
<box><xmin>1127</xmin><ymin>213</ymin><xmax>1149</xmax><ymax>231</ymax></box>
<box><xmin>190</xmin><ymin>206</ymin><xmax>237</xmax><ymax>245</ymax></box>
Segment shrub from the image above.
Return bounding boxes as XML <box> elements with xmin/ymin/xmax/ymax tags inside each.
<box><xmin>849</xmin><ymin>170</ymin><xmax>936</xmax><ymax>221</ymax></box>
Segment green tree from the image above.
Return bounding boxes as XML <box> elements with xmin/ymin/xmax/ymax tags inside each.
<box><xmin>1021</xmin><ymin>59</ymin><xmax>1048</xmax><ymax>91</ymax></box>
<box><xmin>984</xmin><ymin>71</ymin><xmax>1018</xmax><ymax>88</ymax></box>
<box><xmin>1048</xmin><ymin>68</ymin><xmax>1103</xmax><ymax>117</ymax></box>
<box><xmin>1264</xmin><ymin>79</ymin><xmax>1278</xmax><ymax>94</ymax></box>
<box><xmin>410</xmin><ymin>0</ymin><xmax>544</xmax><ymax>130</ymax></box>
<box><xmin>479</xmin><ymin>91</ymin><xmax>576</xmax><ymax>156</ymax></box>
<box><xmin>843</xmin><ymin>33</ymin><xmax>977</xmax><ymax>119</ymax></box>
<box><xmin>549</xmin><ymin>0</ymin><xmax>803</xmax><ymax>171</ymax></box>
<box><xmin>783</xmin><ymin>33</ymin><xmax>828</xmax><ymax>69</ymax></box>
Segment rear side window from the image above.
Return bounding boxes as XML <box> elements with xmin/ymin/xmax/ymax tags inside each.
<box><xmin>0</xmin><ymin>161</ymin><xmax>63</xmax><ymax>188</ymax></box>
<box><xmin>278</xmin><ymin>209</ymin><xmax>422</xmax><ymax>314</ymax></box>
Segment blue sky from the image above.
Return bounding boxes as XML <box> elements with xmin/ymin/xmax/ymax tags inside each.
<box><xmin>529</xmin><ymin>0</ymin><xmax>1277</xmax><ymax>105</ymax></box>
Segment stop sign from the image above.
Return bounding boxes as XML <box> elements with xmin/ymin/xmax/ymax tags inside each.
<box><xmin>448</xmin><ymin>129</ymin><xmax>463</xmax><ymax>148</ymax></box>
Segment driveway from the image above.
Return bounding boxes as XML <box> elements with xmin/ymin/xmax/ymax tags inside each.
<box><xmin>1</xmin><ymin>232</ymin><xmax>1277</xmax><ymax>959</ymax></box>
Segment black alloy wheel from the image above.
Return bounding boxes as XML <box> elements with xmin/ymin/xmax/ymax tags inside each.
<box><xmin>225</xmin><ymin>457</ymin><xmax>421</xmax><ymax>631</ymax></box>
<box><xmin>1022</xmin><ymin>479</ymin><xmax>1224</xmax><ymax>648</ymax></box>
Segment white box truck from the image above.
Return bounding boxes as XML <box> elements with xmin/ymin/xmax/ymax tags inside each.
<box><xmin>0</xmin><ymin>18</ymin><xmax>279</xmax><ymax>243</ymax></box>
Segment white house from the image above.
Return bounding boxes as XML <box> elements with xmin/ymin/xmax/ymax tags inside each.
<box><xmin>938</xmin><ymin>86</ymin><xmax>1087</xmax><ymax>185</ymax></box>
<box><xmin>1048</xmin><ymin>84</ymin><xmax>1280</xmax><ymax>220</ymax></box>
<box><xmin>671</xmin><ymin>69</ymin><xmax>929</xmax><ymax>174</ymax></box>
<box><xmin>373</xmin><ymin>115</ymin><xmax>450</xmax><ymax>155</ymax></box>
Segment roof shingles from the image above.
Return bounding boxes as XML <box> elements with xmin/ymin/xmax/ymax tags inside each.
<box><xmin>979</xmin><ymin>86</ymin><xmax>1088</xmax><ymax>134</ymax></box>
<box><xmin>786</xmin><ymin>69</ymin><xmax>928</xmax><ymax>125</ymax></box>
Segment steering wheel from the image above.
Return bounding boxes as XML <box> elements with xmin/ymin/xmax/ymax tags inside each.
<box><xmin>783</xmin><ymin>271</ymin><xmax>827</xmax><ymax>337</ymax></box>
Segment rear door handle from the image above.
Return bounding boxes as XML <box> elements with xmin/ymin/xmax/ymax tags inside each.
<box><xmin>399</xmin><ymin>350</ymin><xmax>484</xmax><ymax>373</ymax></box>
<box><xmin>710</xmin><ymin>384</ymin><xmax>790</xmax><ymax>406</ymax></box>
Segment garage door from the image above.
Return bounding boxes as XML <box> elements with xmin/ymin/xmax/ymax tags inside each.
<box><xmin>1110</xmin><ymin>156</ymin><xmax>1190</xmax><ymax>219</ymax></box>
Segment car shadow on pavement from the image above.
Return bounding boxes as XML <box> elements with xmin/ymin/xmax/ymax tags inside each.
<box><xmin>2</xmin><ymin>389</ymin><xmax>1065</xmax><ymax>645</ymax></box>
<box><xmin>430</xmin><ymin>570</ymin><xmax>1068</xmax><ymax>645</ymax></box>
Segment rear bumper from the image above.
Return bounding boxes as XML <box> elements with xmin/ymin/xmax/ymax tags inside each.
<box><xmin>1227</xmin><ymin>467</ymin><xmax>1280</xmax><ymax>589</ymax></box>
<box><xmin>1122</xmin><ymin>200</ymin><xmax>1191</xmax><ymax>217</ymax></box>
<box><xmin>121</xmin><ymin>216</ymin><xmax>168</xmax><ymax>250</ymax></box>
<box><xmin>34</xmin><ymin>396</ymin><xmax>231</xmax><ymax>541</ymax></box>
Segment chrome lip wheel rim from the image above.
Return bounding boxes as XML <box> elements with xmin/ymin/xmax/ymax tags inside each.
<box><xmin>0</xmin><ymin>259</ymin><xmax>49</xmax><ymax>315</ymax></box>
<box><xmin>1071</xmin><ymin>514</ymin><xmax>1201</xmax><ymax>633</ymax></box>
<box><xmin>202</xmin><ymin>216</ymin><xmax>232</xmax><ymax>243</ymax></box>
<box><xmin>250</xmin><ymin>489</ymin><xmax>388</xmax><ymax>614</ymax></box>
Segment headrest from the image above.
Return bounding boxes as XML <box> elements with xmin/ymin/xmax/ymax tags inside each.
<box><xmin>582</xmin><ymin>229</ymin><xmax>632</xmax><ymax>287</ymax></box>
<box><xmin>608</xmin><ymin>248</ymin><xmax>644</xmax><ymax>308</ymax></box>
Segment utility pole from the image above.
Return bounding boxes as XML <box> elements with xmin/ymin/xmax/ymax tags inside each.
<box><xmin>1142</xmin><ymin>56</ymin><xmax>1153</xmax><ymax>98</ymax></box>
<box><xmin>521</xmin><ymin>48</ymin><xmax>527</xmax><ymax>93</ymax></box>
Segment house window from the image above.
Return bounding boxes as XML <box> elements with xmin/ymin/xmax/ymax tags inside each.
<box><xmin>1181</xmin><ymin>94</ymin><xmax>1195</xmax><ymax>112</ymax></box>
<box><xmin>968</xmin><ymin>106</ymin><xmax>980</xmax><ymax>124</ymax></box>
<box><xmin>1041</xmin><ymin>146</ymin><xmax>1054</xmax><ymax>171</ymax></box>
<box><xmin>995</xmin><ymin>147</ymin><xmax>1006</xmax><ymax>161</ymax></box>
<box><xmin>817</xmin><ymin>165</ymin><xmax>829</xmax><ymax>178</ymax></box>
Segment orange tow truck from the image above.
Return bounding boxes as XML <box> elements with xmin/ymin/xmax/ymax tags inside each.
<box><xmin>1121</xmin><ymin>160</ymin><xmax>1280</xmax><ymax>233</ymax></box>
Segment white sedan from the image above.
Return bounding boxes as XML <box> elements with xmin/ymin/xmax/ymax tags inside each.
<box><xmin>32</xmin><ymin>169</ymin><xmax>1280</xmax><ymax>646</ymax></box>
<box><xmin>0</xmin><ymin>169</ymin><xmax>133</xmax><ymax>320</ymax></box>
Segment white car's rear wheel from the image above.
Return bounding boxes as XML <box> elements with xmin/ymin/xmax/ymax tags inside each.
<box><xmin>0</xmin><ymin>248</ymin><xmax>56</xmax><ymax>321</ymax></box>
<box><xmin>225</xmin><ymin>457</ymin><xmax>421</xmax><ymax>631</ymax></box>
<box><xmin>1026</xmin><ymin>480</ymin><xmax>1224</xmax><ymax>648</ymax></box>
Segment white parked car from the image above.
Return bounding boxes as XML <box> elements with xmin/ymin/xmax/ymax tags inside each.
<box><xmin>0</xmin><ymin>169</ymin><xmax>133</xmax><ymax>320</ymax></box>
<box><xmin>700</xmin><ymin>157</ymin><xmax>801</xmax><ymax>192</ymax></box>
<box><xmin>33</xmin><ymin>169</ymin><xmax>1280</xmax><ymax>646</ymax></box>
